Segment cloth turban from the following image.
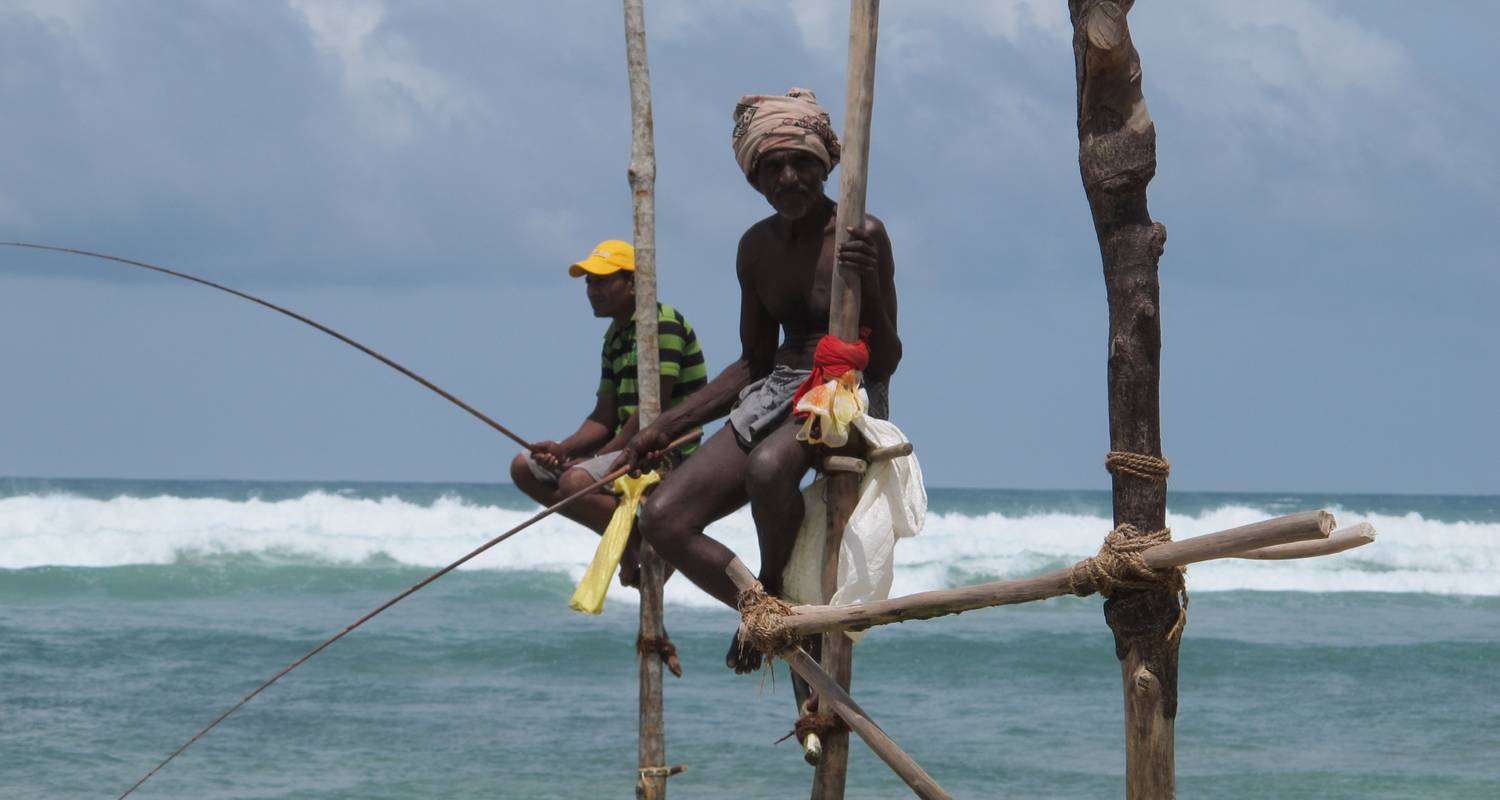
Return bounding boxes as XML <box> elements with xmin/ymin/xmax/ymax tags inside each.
<box><xmin>731</xmin><ymin>87</ymin><xmax>841</xmax><ymax>183</ymax></box>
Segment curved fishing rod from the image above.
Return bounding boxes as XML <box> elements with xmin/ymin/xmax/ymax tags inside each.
<box><xmin>1</xmin><ymin>241</ymin><xmax>532</xmax><ymax>450</ymax></box>
<box><xmin>115</xmin><ymin>430</ymin><xmax>697</xmax><ymax>800</ymax></box>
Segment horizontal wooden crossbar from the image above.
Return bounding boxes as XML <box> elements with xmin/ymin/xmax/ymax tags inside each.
<box><xmin>772</xmin><ymin>511</ymin><xmax>1365</xmax><ymax>638</ymax></box>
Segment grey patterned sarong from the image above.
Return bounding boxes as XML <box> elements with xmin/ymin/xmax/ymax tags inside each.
<box><xmin>729</xmin><ymin>364</ymin><xmax>889</xmax><ymax>448</ymax></box>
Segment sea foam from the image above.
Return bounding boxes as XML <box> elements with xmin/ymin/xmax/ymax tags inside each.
<box><xmin>1</xmin><ymin>491</ymin><xmax>1495</xmax><ymax>604</ymax></box>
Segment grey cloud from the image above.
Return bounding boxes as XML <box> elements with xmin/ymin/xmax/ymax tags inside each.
<box><xmin>1</xmin><ymin>1</ymin><xmax>1495</xmax><ymax>492</ymax></box>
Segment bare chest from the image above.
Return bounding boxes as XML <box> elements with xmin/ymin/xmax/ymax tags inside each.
<box><xmin>751</xmin><ymin>234</ymin><xmax>836</xmax><ymax>331</ymax></box>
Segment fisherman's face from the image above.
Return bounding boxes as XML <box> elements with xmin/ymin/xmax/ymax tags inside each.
<box><xmin>585</xmin><ymin>271</ymin><xmax>634</xmax><ymax>318</ymax></box>
<box><xmin>754</xmin><ymin>149</ymin><xmax>826</xmax><ymax>220</ymax></box>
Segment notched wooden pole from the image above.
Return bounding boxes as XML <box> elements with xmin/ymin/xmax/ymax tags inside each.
<box><xmin>812</xmin><ymin>3</ymin><xmax>880</xmax><ymax>799</ymax></box>
<box><xmin>1070</xmin><ymin>1</ymin><xmax>1176</xmax><ymax>797</ymax></box>
<box><xmin>622</xmin><ymin>2</ymin><xmax>679</xmax><ymax>799</ymax></box>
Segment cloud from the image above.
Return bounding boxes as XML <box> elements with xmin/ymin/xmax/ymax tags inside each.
<box><xmin>0</xmin><ymin>1</ymin><xmax>1494</xmax><ymax>492</ymax></box>
<box><xmin>1137</xmin><ymin>0</ymin><xmax>1497</xmax><ymax>204</ymax></box>
<box><xmin>287</xmin><ymin>0</ymin><xmax>475</xmax><ymax>144</ymax></box>
<box><xmin>1217</xmin><ymin>0</ymin><xmax>1406</xmax><ymax>91</ymax></box>
<box><xmin>4</xmin><ymin>0</ymin><xmax>90</xmax><ymax>36</ymax></box>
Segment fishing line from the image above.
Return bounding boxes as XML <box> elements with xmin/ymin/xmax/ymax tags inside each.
<box><xmin>4</xmin><ymin>241</ymin><xmax>693</xmax><ymax>795</ymax></box>
<box><xmin>115</xmin><ymin>431</ymin><xmax>695</xmax><ymax>799</ymax></box>
<box><xmin>1</xmin><ymin>242</ymin><xmax>533</xmax><ymax>450</ymax></box>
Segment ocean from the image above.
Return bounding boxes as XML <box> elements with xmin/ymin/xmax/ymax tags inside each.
<box><xmin>2</xmin><ymin>477</ymin><xmax>1496</xmax><ymax>799</ymax></box>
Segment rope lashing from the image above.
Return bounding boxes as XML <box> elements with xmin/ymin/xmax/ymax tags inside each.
<box><xmin>1105</xmin><ymin>450</ymin><xmax>1170</xmax><ymax>481</ymax></box>
<box><xmin>1068</xmin><ymin>524</ymin><xmax>1189</xmax><ymax>641</ymax></box>
<box><xmin>1076</xmin><ymin>450</ymin><xmax>1187</xmax><ymax>640</ymax></box>
<box><xmin>636</xmin><ymin>634</ymin><xmax>683</xmax><ymax>678</ymax></box>
<box><xmin>736</xmin><ymin>581</ymin><xmax>799</xmax><ymax>657</ymax></box>
<box><xmin>776</xmin><ymin>712</ymin><xmax>848</xmax><ymax>745</ymax></box>
<box><xmin>1068</xmin><ymin>524</ymin><xmax>1181</xmax><ymax>597</ymax></box>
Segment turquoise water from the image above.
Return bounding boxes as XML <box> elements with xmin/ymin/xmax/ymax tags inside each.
<box><xmin>2</xmin><ymin>479</ymin><xmax>1497</xmax><ymax>798</ymax></box>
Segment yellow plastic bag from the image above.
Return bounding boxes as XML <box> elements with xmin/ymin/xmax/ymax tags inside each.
<box><xmin>795</xmin><ymin>370</ymin><xmax>865</xmax><ymax>447</ymax></box>
<box><xmin>569</xmin><ymin>470</ymin><xmax>661</xmax><ymax>615</ymax></box>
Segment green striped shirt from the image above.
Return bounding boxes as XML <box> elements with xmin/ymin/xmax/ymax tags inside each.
<box><xmin>599</xmin><ymin>303</ymin><xmax>709</xmax><ymax>448</ymax></box>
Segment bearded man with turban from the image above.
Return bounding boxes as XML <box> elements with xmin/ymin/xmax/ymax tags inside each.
<box><xmin>617</xmin><ymin>88</ymin><xmax>902</xmax><ymax>673</ymax></box>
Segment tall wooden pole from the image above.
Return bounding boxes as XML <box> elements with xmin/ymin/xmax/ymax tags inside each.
<box><xmin>813</xmin><ymin>3</ymin><xmax>879</xmax><ymax>799</ymax></box>
<box><xmin>1069</xmin><ymin>2</ymin><xmax>1178</xmax><ymax>797</ymax></box>
<box><xmin>623</xmin><ymin>2</ymin><xmax>672</xmax><ymax>798</ymax></box>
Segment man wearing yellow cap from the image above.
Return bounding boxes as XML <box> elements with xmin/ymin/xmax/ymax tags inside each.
<box><xmin>509</xmin><ymin>239</ymin><xmax>708</xmax><ymax>586</ymax></box>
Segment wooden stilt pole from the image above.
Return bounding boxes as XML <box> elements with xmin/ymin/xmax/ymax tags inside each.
<box><xmin>622</xmin><ymin>2</ymin><xmax>679</xmax><ymax>798</ymax></box>
<box><xmin>813</xmin><ymin>3</ymin><xmax>879</xmax><ymax>799</ymax></box>
<box><xmin>1069</xmin><ymin>2</ymin><xmax>1176</xmax><ymax>796</ymax></box>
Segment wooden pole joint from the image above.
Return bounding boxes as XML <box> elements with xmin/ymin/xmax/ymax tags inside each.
<box><xmin>635</xmin><ymin>764</ymin><xmax>686</xmax><ymax>800</ymax></box>
<box><xmin>822</xmin><ymin>455</ymin><xmax>867</xmax><ymax>474</ymax></box>
<box><xmin>867</xmin><ymin>441</ymin><xmax>913</xmax><ymax>463</ymax></box>
<box><xmin>628</xmin><ymin>158</ymin><xmax>656</xmax><ymax>188</ymax></box>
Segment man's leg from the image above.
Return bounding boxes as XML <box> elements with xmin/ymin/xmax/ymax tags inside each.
<box><xmin>744</xmin><ymin>421</ymin><xmax>819</xmax><ymax>677</ymax></box>
<box><xmin>744</xmin><ymin>419</ymin><xmax>816</xmax><ymax>597</ymax></box>
<box><xmin>639</xmin><ymin>426</ymin><xmax>763</xmax><ymax>672</ymax></box>
<box><xmin>637</xmin><ymin>425</ymin><xmax>751</xmax><ymax>607</ymax></box>
<box><xmin>556</xmin><ymin>466</ymin><xmax>621</xmax><ymax>534</ymax></box>
<box><xmin>511</xmin><ymin>450</ymin><xmax>618</xmax><ymax>540</ymax></box>
<box><xmin>555</xmin><ymin>464</ymin><xmax>643</xmax><ymax>584</ymax></box>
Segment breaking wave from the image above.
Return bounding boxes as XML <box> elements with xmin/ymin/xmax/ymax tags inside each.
<box><xmin>1</xmin><ymin>489</ymin><xmax>1496</xmax><ymax>604</ymax></box>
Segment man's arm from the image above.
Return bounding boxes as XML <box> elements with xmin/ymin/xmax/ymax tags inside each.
<box><xmin>839</xmin><ymin>215</ymin><xmax>901</xmax><ymax>379</ymax></box>
<box><xmin>621</xmin><ymin>232</ymin><xmax>779</xmax><ymax>461</ymax></box>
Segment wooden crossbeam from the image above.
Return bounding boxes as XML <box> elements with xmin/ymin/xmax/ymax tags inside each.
<box><xmin>1234</xmin><ymin>522</ymin><xmax>1376</xmax><ymax>560</ymax></box>
<box><xmin>760</xmin><ymin>512</ymin><xmax>1369</xmax><ymax>639</ymax></box>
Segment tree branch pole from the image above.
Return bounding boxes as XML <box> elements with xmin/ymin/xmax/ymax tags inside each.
<box><xmin>622</xmin><ymin>2</ymin><xmax>677</xmax><ymax>798</ymax></box>
<box><xmin>813</xmin><ymin>2</ymin><xmax>879</xmax><ymax>798</ymax></box>
<box><xmin>1069</xmin><ymin>1</ymin><xmax>1175</xmax><ymax>795</ymax></box>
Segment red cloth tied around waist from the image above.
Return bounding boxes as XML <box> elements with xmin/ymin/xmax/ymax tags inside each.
<box><xmin>791</xmin><ymin>328</ymin><xmax>871</xmax><ymax>418</ymax></box>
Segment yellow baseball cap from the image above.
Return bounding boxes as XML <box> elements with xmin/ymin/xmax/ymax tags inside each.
<box><xmin>568</xmin><ymin>239</ymin><xmax>636</xmax><ymax>277</ymax></box>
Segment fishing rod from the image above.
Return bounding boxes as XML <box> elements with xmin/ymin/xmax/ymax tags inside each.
<box><xmin>115</xmin><ymin>430</ymin><xmax>696</xmax><ymax>800</ymax></box>
<box><xmin>1</xmin><ymin>242</ymin><xmax>533</xmax><ymax>450</ymax></box>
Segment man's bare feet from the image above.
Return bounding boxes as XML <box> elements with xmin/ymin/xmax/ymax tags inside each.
<box><xmin>724</xmin><ymin>629</ymin><xmax>763</xmax><ymax>674</ymax></box>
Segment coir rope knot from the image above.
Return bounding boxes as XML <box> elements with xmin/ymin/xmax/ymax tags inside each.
<box><xmin>776</xmin><ymin>712</ymin><xmax>848</xmax><ymax>745</ymax></box>
<box><xmin>636</xmin><ymin>634</ymin><xmax>683</xmax><ymax>678</ymax></box>
<box><xmin>1069</xmin><ymin>524</ymin><xmax>1180</xmax><ymax>597</ymax></box>
<box><xmin>1094</xmin><ymin>450</ymin><xmax>1186</xmax><ymax>638</ymax></box>
<box><xmin>736</xmin><ymin>581</ymin><xmax>799</xmax><ymax>656</ymax></box>
<box><xmin>1069</xmin><ymin>524</ymin><xmax>1189</xmax><ymax>641</ymax></box>
<box><xmin>1105</xmin><ymin>450</ymin><xmax>1170</xmax><ymax>481</ymax></box>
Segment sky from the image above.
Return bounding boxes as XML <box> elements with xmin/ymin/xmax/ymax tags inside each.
<box><xmin>0</xmin><ymin>0</ymin><xmax>1495</xmax><ymax>494</ymax></box>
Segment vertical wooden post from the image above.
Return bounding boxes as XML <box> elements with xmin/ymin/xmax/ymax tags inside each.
<box><xmin>1069</xmin><ymin>2</ymin><xmax>1178</xmax><ymax>797</ymax></box>
<box><xmin>813</xmin><ymin>3</ymin><xmax>879</xmax><ymax>799</ymax></box>
<box><xmin>623</xmin><ymin>2</ymin><xmax>671</xmax><ymax>798</ymax></box>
